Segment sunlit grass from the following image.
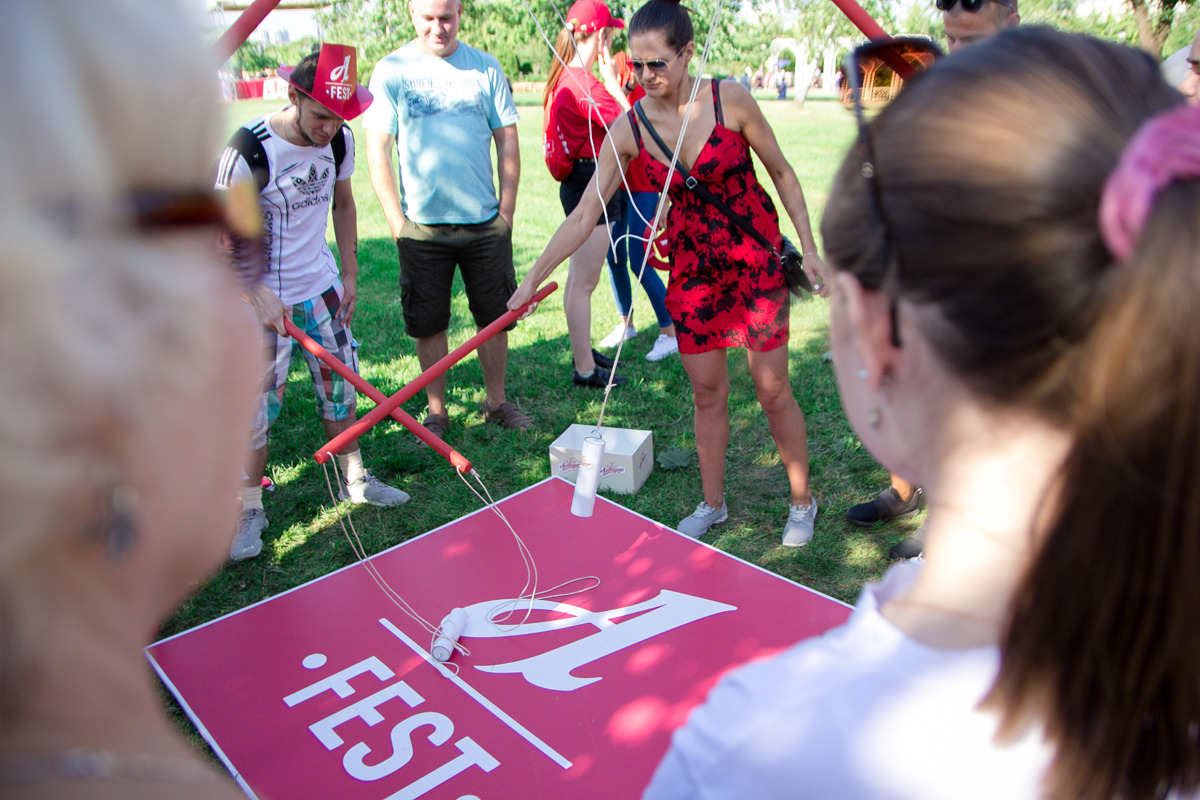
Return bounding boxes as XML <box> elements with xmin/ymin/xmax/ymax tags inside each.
<box><xmin>163</xmin><ymin>94</ymin><xmax>900</xmax><ymax>649</ymax></box>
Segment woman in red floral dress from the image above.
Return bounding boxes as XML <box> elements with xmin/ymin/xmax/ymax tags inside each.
<box><xmin>511</xmin><ymin>0</ymin><xmax>829</xmax><ymax>546</ymax></box>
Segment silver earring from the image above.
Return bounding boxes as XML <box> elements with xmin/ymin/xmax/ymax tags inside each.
<box><xmin>857</xmin><ymin>369</ymin><xmax>869</xmax><ymax>381</ymax></box>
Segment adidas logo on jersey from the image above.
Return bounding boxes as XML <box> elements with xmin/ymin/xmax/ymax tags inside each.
<box><xmin>292</xmin><ymin>164</ymin><xmax>330</xmax><ymax>196</ymax></box>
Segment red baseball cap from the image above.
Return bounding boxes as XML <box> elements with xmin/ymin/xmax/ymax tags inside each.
<box><xmin>566</xmin><ymin>0</ymin><xmax>625</xmax><ymax>34</ymax></box>
<box><xmin>277</xmin><ymin>43</ymin><xmax>373</xmax><ymax>121</ymax></box>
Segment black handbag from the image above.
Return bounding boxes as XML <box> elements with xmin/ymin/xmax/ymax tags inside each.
<box><xmin>633</xmin><ymin>101</ymin><xmax>813</xmax><ymax>296</ymax></box>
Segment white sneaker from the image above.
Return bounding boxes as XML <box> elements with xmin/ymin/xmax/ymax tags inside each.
<box><xmin>339</xmin><ymin>471</ymin><xmax>411</xmax><ymax>507</ymax></box>
<box><xmin>782</xmin><ymin>499</ymin><xmax>818</xmax><ymax>547</ymax></box>
<box><xmin>645</xmin><ymin>334</ymin><xmax>679</xmax><ymax>362</ymax></box>
<box><xmin>677</xmin><ymin>497</ymin><xmax>728</xmax><ymax>538</ymax></box>
<box><xmin>231</xmin><ymin>508</ymin><xmax>267</xmax><ymax>562</ymax></box>
<box><xmin>599</xmin><ymin>323</ymin><xmax>636</xmax><ymax>349</ymax></box>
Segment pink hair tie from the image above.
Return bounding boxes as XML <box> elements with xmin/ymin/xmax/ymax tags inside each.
<box><xmin>1099</xmin><ymin>103</ymin><xmax>1200</xmax><ymax>261</ymax></box>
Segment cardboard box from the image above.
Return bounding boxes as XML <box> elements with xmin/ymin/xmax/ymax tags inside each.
<box><xmin>549</xmin><ymin>424</ymin><xmax>653</xmax><ymax>494</ymax></box>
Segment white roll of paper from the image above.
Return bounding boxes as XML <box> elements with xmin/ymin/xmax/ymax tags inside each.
<box><xmin>570</xmin><ymin>434</ymin><xmax>606</xmax><ymax>518</ymax></box>
<box><xmin>431</xmin><ymin>607</ymin><xmax>468</xmax><ymax>662</ymax></box>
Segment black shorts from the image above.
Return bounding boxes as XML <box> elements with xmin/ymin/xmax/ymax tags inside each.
<box><xmin>395</xmin><ymin>213</ymin><xmax>517</xmax><ymax>339</ymax></box>
<box><xmin>559</xmin><ymin>159</ymin><xmax>625</xmax><ymax>228</ymax></box>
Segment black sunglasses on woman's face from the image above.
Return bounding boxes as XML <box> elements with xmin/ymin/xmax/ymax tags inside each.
<box><xmin>630</xmin><ymin>47</ymin><xmax>685</xmax><ymax>74</ymax></box>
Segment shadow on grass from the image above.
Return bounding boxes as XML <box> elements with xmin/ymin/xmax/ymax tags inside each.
<box><xmin>164</xmin><ymin>240</ymin><xmax>899</xmax><ymax>636</ymax></box>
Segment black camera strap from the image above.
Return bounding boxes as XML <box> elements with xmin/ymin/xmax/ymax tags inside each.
<box><xmin>634</xmin><ymin>100</ymin><xmax>783</xmax><ymax>260</ymax></box>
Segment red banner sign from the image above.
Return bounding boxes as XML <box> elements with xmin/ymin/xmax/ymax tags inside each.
<box><xmin>148</xmin><ymin>478</ymin><xmax>851</xmax><ymax>799</ymax></box>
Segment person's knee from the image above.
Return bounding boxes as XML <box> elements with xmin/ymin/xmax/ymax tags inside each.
<box><xmin>691</xmin><ymin>380</ymin><xmax>730</xmax><ymax>411</ymax></box>
<box><xmin>755</xmin><ymin>380</ymin><xmax>798</xmax><ymax>418</ymax></box>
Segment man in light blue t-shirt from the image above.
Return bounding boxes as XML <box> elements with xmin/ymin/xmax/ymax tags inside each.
<box><xmin>365</xmin><ymin>0</ymin><xmax>532</xmax><ymax>440</ymax></box>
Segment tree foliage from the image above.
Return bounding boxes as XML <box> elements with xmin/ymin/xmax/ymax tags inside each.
<box><xmin>1127</xmin><ymin>0</ymin><xmax>1191</xmax><ymax>56</ymax></box>
<box><xmin>316</xmin><ymin>0</ymin><xmax>413</xmax><ymax>76</ymax></box>
<box><xmin>231</xmin><ymin>36</ymin><xmax>321</xmax><ymax>77</ymax></box>
<box><xmin>312</xmin><ymin>0</ymin><xmax>1192</xmax><ymax>82</ymax></box>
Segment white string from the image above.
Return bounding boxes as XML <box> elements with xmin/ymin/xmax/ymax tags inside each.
<box><xmin>455</xmin><ymin>468</ymin><xmax>602</xmax><ymax>629</ymax></box>
<box><xmin>516</xmin><ymin>0</ymin><xmax>730</xmax><ymax>428</ymax></box>
<box><xmin>318</xmin><ymin>455</ymin><xmax>602</xmax><ymax>663</ymax></box>
<box><xmin>598</xmin><ymin>1</ymin><xmax>724</xmax><ymax>427</ymax></box>
<box><xmin>301</xmin><ymin>1</ymin><xmax>730</xmax><ymax>666</ymax></box>
<box><xmin>319</xmin><ymin>457</ymin><xmax>457</xmax><ymax>651</ymax></box>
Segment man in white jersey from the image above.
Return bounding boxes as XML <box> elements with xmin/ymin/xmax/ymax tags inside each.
<box><xmin>217</xmin><ymin>45</ymin><xmax>410</xmax><ymax>563</ymax></box>
<box><xmin>364</xmin><ymin>0</ymin><xmax>532</xmax><ymax>442</ymax></box>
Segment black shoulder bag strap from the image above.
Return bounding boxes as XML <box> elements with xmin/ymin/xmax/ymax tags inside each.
<box><xmin>634</xmin><ymin>100</ymin><xmax>779</xmax><ymax>258</ymax></box>
<box><xmin>229</xmin><ymin>125</ymin><xmax>271</xmax><ymax>193</ymax></box>
<box><xmin>633</xmin><ymin>100</ymin><xmax>812</xmax><ymax>295</ymax></box>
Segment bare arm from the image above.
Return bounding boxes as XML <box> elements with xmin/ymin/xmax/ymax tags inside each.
<box><xmin>722</xmin><ymin>81</ymin><xmax>829</xmax><ymax>295</ymax></box>
<box><xmin>331</xmin><ymin>178</ymin><xmax>358</xmax><ymax>326</ymax></box>
<box><xmin>365</xmin><ymin>129</ymin><xmax>407</xmax><ymax>240</ymax></box>
<box><xmin>492</xmin><ymin>124</ymin><xmax>520</xmax><ymax>228</ymax></box>
<box><xmin>508</xmin><ymin>118</ymin><xmax>636</xmax><ymax>313</ymax></box>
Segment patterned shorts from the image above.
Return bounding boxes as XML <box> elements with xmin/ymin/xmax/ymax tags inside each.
<box><xmin>249</xmin><ymin>284</ymin><xmax>357</xmax><ymax>450</ymax></box>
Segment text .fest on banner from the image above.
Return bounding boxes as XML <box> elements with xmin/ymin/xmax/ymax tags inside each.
<box><xmin>147</xmin><ymin>478</ymin><xmax>851</xmax><ymax>799</ymax></box>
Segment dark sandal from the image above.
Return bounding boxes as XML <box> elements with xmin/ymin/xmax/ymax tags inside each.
<box><xmin>422</xmin><ymin>413</ymin><xmax>449</xmax><ymax>440</ymax></box>
<box><xmin>483</xmin><ymin>402</ymin><xmax>533</xmax><ymax>431</ymax></box>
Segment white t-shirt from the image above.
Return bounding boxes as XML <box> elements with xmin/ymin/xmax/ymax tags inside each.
<box><xmin>215</xmin><ymin>112</ymin><xmax>354</xmax><ymax>306</ymax></box>
<box><xmin>642</xmin><ymin>562</ymin><xmax>1054</xmax><ymax>800</ymax></box>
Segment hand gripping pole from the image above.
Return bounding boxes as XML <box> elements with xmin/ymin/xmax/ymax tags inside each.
<box><xmin>312</xmin><ymin>281</ymin><xmax>560</xmax><ymax>468</ymax></box>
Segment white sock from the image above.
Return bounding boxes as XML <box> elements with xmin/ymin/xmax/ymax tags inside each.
<box><xmin>239</xmin><ymin>485</ymin><xmax>264</xmax><ymax>511</ymax></box>
<box><xmin>338</xmin><ymin>450</ymin><xmax>366</xmax><ymax>484</ymax></box>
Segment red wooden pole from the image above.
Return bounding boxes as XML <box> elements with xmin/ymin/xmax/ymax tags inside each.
<box><xmin>283</xmin><ymin>318</ymin><xmax>473</xmax><ymax>473</ymax></box>
<box><xmin>213</xmin><ymin>0</ymin><xmax>284</xmax><ymax>64</ymax></box>
<box><xmin>314</xmin><ymin>281</ymin><xmax>560</xmax><ymax>466</ymax></box>
<box><xmin>826</xmin><ymin>0</ymin><xmax>919</xmax><ymax>80</ymax></box>
<box><xmin>828</xmin><ymin>0</ymin><xmax>891</xmax><ymax>41</ymax></box>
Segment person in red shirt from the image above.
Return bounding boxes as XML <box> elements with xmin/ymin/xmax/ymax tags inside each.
<box><xmin>543</xmin><ymin>0</ymin><xmax>633</xmax><ymax>387</ymax></box>
<box><xmin>599</xmin><ymin>51</ymin><xmax>679</xmax><ymax>363</ymax></box>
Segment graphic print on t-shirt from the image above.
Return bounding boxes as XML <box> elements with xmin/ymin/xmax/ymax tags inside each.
<box><xmin>402</xmin><ymin>75</ymin><xmax>487</xmax><ymax>119</ymax></box>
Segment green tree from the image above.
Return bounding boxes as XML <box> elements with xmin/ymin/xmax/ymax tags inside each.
<box><xmin>464</xmin><ymin>0</ymin><xmax>558</xmax><ymax>77</ymax></box>
<box><xmin>316</xmin><ymin>0</ymin><xmax>413</xmax><ymax>77</ymax></box>
<box><xmin>229</xmin><ymin>36</ymin><xmax>321</xmax><ymax>78</ymax></box>
<box><xmin>231</xmin><ymin>40</ymin><xmax>277</xmax><ymax>76</ymax></box>
<box><xmin>1127</xmin><ymin>0</ymin><xmax>1191</xmax><ymax>57</ymax></box>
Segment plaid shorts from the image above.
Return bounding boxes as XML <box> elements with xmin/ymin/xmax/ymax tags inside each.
<box><xmin>249</xmin><ymin>284</ymin><xmax>357</xmax><ymax>450</ymax></box>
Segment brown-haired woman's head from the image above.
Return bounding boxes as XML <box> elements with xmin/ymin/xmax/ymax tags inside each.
<box><xmin>629</xmin><ymin>0</ymin><xmax>693</xmax><ymax>52</ymax></box>
<box><xmin>825</xmin><ymin>26</ymin><xmax>1200</xmax><ymax>800</ymax></box>
<box><xmin>823</xmin><ymin>26</ymin><xmax>1178</xmax><ymax>421</ymax></box>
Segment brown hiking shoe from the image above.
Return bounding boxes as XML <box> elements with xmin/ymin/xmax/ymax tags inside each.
<box><xmin>483</xmin><ymin>401</ymin><xmax>533</xmax><ymax>431</ymax></box>
<box><xmin>422</xmin><ymin>412</ymin><xmax>449</xmax><ymax>440</ymax></box>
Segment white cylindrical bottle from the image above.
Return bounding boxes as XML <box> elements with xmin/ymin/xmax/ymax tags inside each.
<box><xmin>432</xmin><ymin>607</ymin><xmax>468</xmax><ymax>662</ymax></box>
<box><xmin>570</xmin><ymin>434</ymin><xmax>606</xmax><ymax>518</ymax></box>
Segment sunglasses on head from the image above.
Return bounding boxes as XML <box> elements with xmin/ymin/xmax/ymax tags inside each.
<box><xmin>935</xmin><ymin>0</ymin><xmax>1016</xmax><ymax>12</ymax></box>
<box><xmin>843</xmin><ymin>36</ymin><xmax>943</xmax><ymax>347</ymax></box>
<box><xmin>630</xmin><ymin>47</ymin><xmax>685</xmax><ymax>75</ymax></box>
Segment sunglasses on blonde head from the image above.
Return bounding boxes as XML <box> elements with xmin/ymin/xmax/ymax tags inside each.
<box><xmin>843</xmin><ymin>36</ymin><xmax>943</xmax><ymax>347</ymax></box>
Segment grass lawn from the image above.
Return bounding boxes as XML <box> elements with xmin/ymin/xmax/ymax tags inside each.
<box><xmin>162</xmin><ymin>94</ymin><xmax>921</xmax><ymax>645</ymax></box>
